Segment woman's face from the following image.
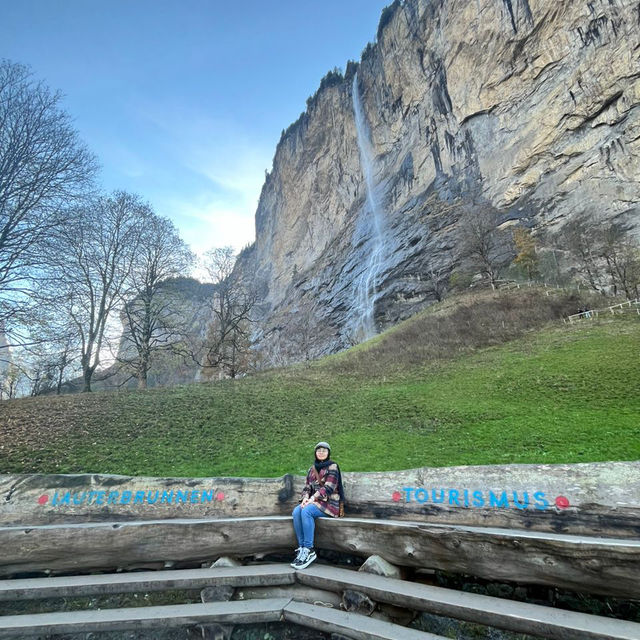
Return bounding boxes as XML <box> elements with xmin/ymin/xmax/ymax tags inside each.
<box><xmin>315</xmin><ymin>447</ymin><xmax>329</xmax><ymax>461</ymax></box>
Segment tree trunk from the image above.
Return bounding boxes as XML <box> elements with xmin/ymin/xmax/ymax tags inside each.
<box><xmin>82</xmin><ymin>369</ymin><xmax>92</xmax><ymax>392</ymax></box>
<box><xmin>81</xmin><ymin>353</ymin><xmax>94</xmax><ymax>393</ymax></box>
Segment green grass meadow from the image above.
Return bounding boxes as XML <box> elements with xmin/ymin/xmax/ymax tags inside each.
<box><xmin>1</xmin><ymin>306</ymin><xmax>638</xmax><ymax>477</ymax></box>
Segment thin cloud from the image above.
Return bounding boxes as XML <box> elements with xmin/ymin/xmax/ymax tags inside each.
<box><xmin>165</xmin><ymin>192</ymin><xmax>256</xmax><ymax>255</ymax></box>
<box><xmin>131</xmin><ymin>99</ymin><xmax>271</xmax><ymax>253</ymax></box>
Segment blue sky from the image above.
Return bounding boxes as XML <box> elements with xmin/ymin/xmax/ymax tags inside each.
<box><xmin>1</xmin><ymin>0</ymin><xmax>390</xmax><ymax>255</ymax></box>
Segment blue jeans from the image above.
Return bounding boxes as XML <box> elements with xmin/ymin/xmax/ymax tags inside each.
<box><xmin>292</xmin><ymin>503</ymin><xmax>328</xmax><ymax>548</ymax></box>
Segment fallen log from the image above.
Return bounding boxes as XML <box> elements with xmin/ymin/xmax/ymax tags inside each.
<box><xmin>282</xmin><ymin>601</ymin><xmax>442</xmax><ymax>640</ymax></box>
<box><xmin>0</xmin><ymin>474</ymin><xmax>300</xmax><ymax>526</ymax></box>
<box><xmin>0</xmin><ymin>598</ymin><xmax>291</xmax><ymax>639</ymax></box>
<box><xmin>0</xmin><ymin>564</ymin><xmax>295</xmax><ymax>601</ymax></box>
<box><xmin>0</xmin><ymin>517</ymin><xmax>295</xmax><ymax>577</ymax></box>
<box><xmin>314</xmin><ymin>518</ymin><xmax>640</xmax><ymax>599</ymax></box>
<box><xmin>346</xmin><ymin>461</ymin><xmax>640</xmax><ymax>538</ymax></box>
<box><xmin>297</xmin><ymin>565</ymin><xmax>640</xmax><ymax>640</ymax></box>
<box><xmin>2</xmin><ymin>461</ymin><xmax>639</xmax><ymax>537</ymax></box>
<box><xmin>2</xmin><ymin>516</ymin><xmax>639</xmax><ymax>599</ymax></box>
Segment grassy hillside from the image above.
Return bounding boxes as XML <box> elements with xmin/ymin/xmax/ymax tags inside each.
<box><xmin>1</xmin><ymin>289</ymin><xmax>638</xmax><ymax>477</ymax></box>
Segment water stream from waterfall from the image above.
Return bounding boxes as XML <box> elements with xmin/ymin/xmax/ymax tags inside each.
<box><xmin>351</xmin><ymin>72</ymin><xmax>386</xmax><ymax>341</ymax></box>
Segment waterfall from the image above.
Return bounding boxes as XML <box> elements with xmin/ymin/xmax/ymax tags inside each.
<box><xmin>351</xmin><ymin>72</ymin><xmax>386</xmax><ymax>341</ymax></box>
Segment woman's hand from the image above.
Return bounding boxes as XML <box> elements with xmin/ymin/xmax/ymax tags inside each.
<box><xmin>302</xmin><ymin>493</ymin><xmax>321</xmax><ymax>508</ymax></box>
<box><xmin>302</xmin><ymin>493</ymin><xmax>320</xmax><ymax>507</ymax></box>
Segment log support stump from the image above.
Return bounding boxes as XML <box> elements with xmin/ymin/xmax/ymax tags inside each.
<box><xmin>356</xmin><ymin>554</ymin><xmax>416</xmax><ymax>625</ymax></box>
<box><xmin>193</xmin><ymin>623</ymin><xmax>233</xmax><ymax>640</ymax></box>
<box><xmin>198</xmin><ymin>557</ymin><xmax>240</xmax><ymax>640</ymax></box>
<box><xmin>358</xmin><ymin>555</ymin><xmax>402</xmax><ymax>579</ymax></box>
<box><xmin>341</xmin><ymin>589</ymin><xmax>376</xmax><ymax>616</ymax></box>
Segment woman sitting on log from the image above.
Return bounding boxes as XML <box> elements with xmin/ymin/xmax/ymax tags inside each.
<box><xmin>291</xmin><ymin>441</ymin><xmax>344</xmax><ymax>569</ymax></box>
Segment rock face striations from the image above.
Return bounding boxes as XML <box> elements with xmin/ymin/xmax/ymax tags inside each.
<box><xmin>236</xmin><ymin>0</ymin><xmax>640</xmax><ymax>363</ymax></box>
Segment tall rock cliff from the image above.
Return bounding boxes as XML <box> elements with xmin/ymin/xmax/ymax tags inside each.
<box><xmin>236</xmin><ymin>0</ymin><xmax>640</xmax><ymax>363</ymax></box>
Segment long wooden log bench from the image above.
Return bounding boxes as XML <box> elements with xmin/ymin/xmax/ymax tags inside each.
<box><xmin>282</xmin><ymin>601</ymin><xmax>444</xmax><ymax>640</ymax></box>
<box><xmin>2</xmin><ymin>464</ymin><xmax>638</xmax><ymax>637</ymax></box>
<box><xmin>0</xmin><ymin>598</ymin><xmax>447</xmax><ymax>640</ymax></box>
<box><xmin>1</xmin><ymin>563</ymin><xmax>639</xmax><ymax>640</ymax></box>
<box><xmin>3</xmin><ymin>462</ymin><xmax>639</xmax><ymax>537</ymax></box>
<box><xmin>3</xmin><ymin>515</ymin><xmax>640</xmax><ymax>599</ymax></box>
<box><xmin>297</xmin><ymin>564</ymin><xmax>640</xmax><ymax>640</ymax></box>
<box><xmin>0</xmin><ymin>565</ymin><xmax>296</xmax><ymax>601</ymax></box>
<box><xmin>0</xmin><ymin>598</ymin><xmax>291</xmax><ymax>639</ymax></box>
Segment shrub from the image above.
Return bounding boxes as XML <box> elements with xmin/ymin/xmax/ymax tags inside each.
<box><xmin>328</xmin><ymin>288</ymin><xmax>606</xmax><ymax>376</ymax></box>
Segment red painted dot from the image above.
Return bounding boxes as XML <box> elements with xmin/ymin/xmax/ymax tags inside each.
<box><xmin>215</xmin><ymin>492</ymin><xmax>225</xmax><ymax>502</ymax></box>
<box><xmin>555</xmin><ymin>496</ymin><xmax>570</xmax><ymax>509</ymax></box>
<box><xmin>392</xmin><ymin>491</ymin><xmax>402</xmax><ymax>502</ymax></box>
<box><xmin>38</xmin><ymin>495</ymin><xmax>49</xmax><ymax>505</ymax></box>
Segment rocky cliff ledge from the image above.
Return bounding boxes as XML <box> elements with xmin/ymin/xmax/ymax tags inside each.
<box><xmin>235</xmin><ymin>0</ymin><xmax>640</xmax><ymax>363</ymax></box>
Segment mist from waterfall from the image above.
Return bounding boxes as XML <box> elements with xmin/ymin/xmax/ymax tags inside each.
<box><xmin>351</xmin><ymin>72</ymin><xmax>386</xmax><ymax>341</ymax></box>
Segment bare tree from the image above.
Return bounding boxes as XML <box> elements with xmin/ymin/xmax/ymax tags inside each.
<box><xmin>557</xmin><ymin>215</ymin><xmax>604</xmax><ymax>293</ymax></box>
<box><xmin>279</xmin><ymin>302</ymin><xmax>326</xmax><ymax>363</ymax></box>
<box><xmin>458</xmin><ymin>206</ymin><xmax>513</xmax><ymax>289</ymax></box>
<box><xmin>0</xmin><ymin>61</ymin><xmax>97</xmax><ymax>332</ymax></box>
<box><xmin>46</xmin><ymin>334</ymin><xmax>77</xmax><ymax>395</ymax></box>
<box><xmin>46</xmin><ymin>191</ymin><xmax>145</xmax><ymax>392</ymax></box>
<box><xmin>117</xmin><ymin>213</ymin><xmax>194</xmax><ymax>389</ymax></box>
<box><xmin>600</xmin><ymin>224</ymin><xmax>640</xmax><ymax>300</ymax></box>
<box><xmin>556</xmin><ymin>215</ymin><xmax>640</xmax><ymax>298</ymax></box>
<box><xmin>422</xmin><ymin>255</ymin><xmax>451</xmax><ymax>302</ymax></box>
<box><xmin>0</xmin><ymin>361</ymin><xmax>25</xmax><ymax>399</ymax></box>
<box><xmin>21</xmin><ymin>314</ymin><xmax>80</xmax><ymax>396</ymax></box>
<box><xmin>201</xmin><ymin>247</ymin><xmax>257</xmax><ymax>379</ymax></box>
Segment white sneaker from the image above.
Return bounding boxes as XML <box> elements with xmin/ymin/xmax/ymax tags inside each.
<box><xmin>290</xmin><ymin>546</ymin><xmax>303</xmax><ymax>568</ymax></box>
<box><xmin>293</xmin><ymin>547</ymin><xmax>317</xmax><ymax>570</ymax></box>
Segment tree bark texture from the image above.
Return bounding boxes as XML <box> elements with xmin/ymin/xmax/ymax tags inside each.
<box><xmin>1</xmin><ymin>516</ymin><xmax>639</xmax><ymax>599</ymax></box>
<box><xmin>2</xmin><ymin>461</ymin><xmax>639</xmax><ymax>537</ymax></box>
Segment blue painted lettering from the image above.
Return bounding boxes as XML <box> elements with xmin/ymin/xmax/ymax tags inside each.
<box><xmin>415</xmin><ymin>489</ymin><xmax>428</xmax><ymax>503</ymax></box>
<box><xmin>512</xmin><ymin>491</ymin><xmax>530</xmax><ymax>510</ymax></box>
<box><xmin>402</xmin><ymin>487</ymin><xmax>414</xmax><ymax>502</ymax></box>
<box><xmin>472</xmin><ymin>490</ymin><xmax>485</xmax><ymax>507</ymax></box>
<box><xmin>463</xmin><ymin>489</ymin><xmax>470</xmax><ymax>507</ymax></box>
<box><xmin>201</xmin><ymin>490</ymin><xmax>214</xmax><ymax>503</ymax></box>
<box><xmin>533</xmin><ymin>491</ymin><xmax>549</xmax><ymax>511</ymax></box>
<box><xmin>448</xmin><ymin>490</ymin><xmax>460</xmax><ymax>506</ymax></box>
<box><xmin>45</xmin><ymin>487</ymin><xmax>222</xmax><ymax>508</ymax></box>
<box><xmin>431</xmin><ymin>489</ymin><xmax>445</xmax><ymax>504</ymax></box>
<box><xmin>489</xmin><ymin>491</ymin><xmax>509</xmax><ymax>508</ymax></box>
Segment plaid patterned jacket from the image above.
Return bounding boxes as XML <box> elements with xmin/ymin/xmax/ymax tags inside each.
<box><xmin>301</xmin><ymin>463</ymin><xmax>340</xmax><ymax>517</ymax></box>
